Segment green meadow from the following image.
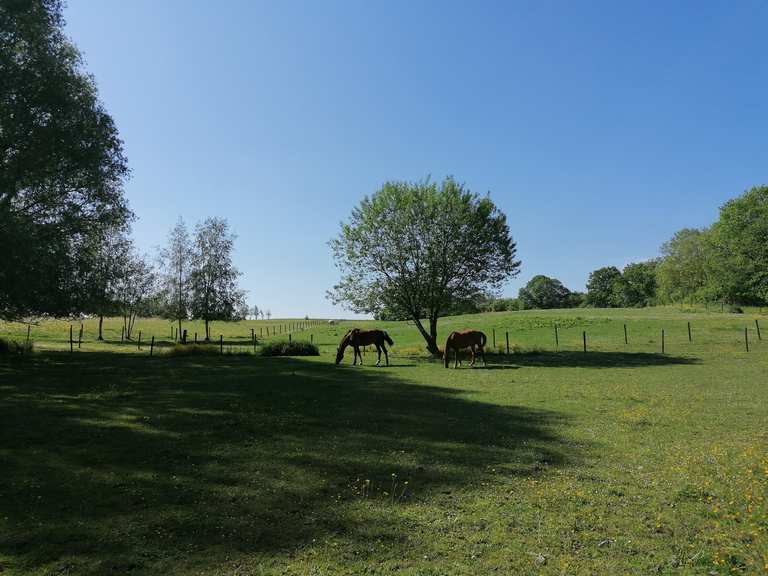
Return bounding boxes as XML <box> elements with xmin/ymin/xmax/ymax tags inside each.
<box><xmin>1</xmin><ymin>308</ymin><xmax>766</xmax><ymax>575</ymax></box>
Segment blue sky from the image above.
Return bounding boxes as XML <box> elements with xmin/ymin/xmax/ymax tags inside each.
<box><xmin>64</xmin><ymin>1</ymin><xmax>768</xmax><ymax>318</ymax></box>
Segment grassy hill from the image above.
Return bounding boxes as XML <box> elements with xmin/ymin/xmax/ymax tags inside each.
<box><xmin>1</xmin><ymin>308</ymin><xmax>766</xmax><ymax>574</ymax></box>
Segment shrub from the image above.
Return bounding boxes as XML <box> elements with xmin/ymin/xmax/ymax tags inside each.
<box><xmin>164</xmin><ymin>343</ymin><xmax>252</xmax><ymax>357</ymax></box>
<box><xmin>0</xmin><ymin>338</ymin><xmax>34</xmax><ymax>355</ymax></box>
<box><xmin>164</xmin><ymin>343</ymin><xmax>220</xmax><ymax>356</ymax></box>
<box><xmin>260</xmin><ymin>340</ymin><xmax>319</xmax><ymax>357</ymax></box>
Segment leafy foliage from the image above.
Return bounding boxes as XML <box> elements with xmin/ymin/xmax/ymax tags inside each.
<box><xmin>656</xmin><ymin>228</ymin><xmax>710</xmax><ymax>303</ymax></box>
<box><xmin>260</xmin><ymin>340</ymin><xmax>319</xmax><ymax>356</ymax></box>
<box><xmin>706</xmin><ymin>186</ymin><xmax>768</xmax><ymax>305</ymax></box>
<box><xmin>518</xmin><ymin>275</ymin><xmax>572</xmax><ymax>309</ymax></box>
<box><xmin>189</xmin><ymin>218</ymin><xmax>246</xmax><ymax>340</ymax></box>
<box><xmin>158</xmin><ymin>217</ymin><xmax>192</xmax><ymax>332</ymax></box>
<box><xmin>0</xmin><ymin>0</ymin><xmax>131</xmax><ymax>320</ymax></box>
<box><xmin>586</xmin><ymin>266</ymin><xmax>623</xmax><ymax>307</ymax></box>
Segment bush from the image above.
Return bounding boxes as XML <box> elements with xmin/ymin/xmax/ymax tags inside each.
<box><xmin>0</xmin><ymin>338</ymin><xmax>34</xmax><ymax>355</ymax></box>
<box><xmin>260</xmin><ymin>340</ymin><xmax>319</xmax><ymax>357</ymax></box>
<box><xmin>165</xmin><ymin>343</ymin><xmax>220</xmax><ymax>356</ymax></box>
<box><xmin>164</xmin><ymin>343</ymin><xmax>252</xmax><ymax>357</ymax></box>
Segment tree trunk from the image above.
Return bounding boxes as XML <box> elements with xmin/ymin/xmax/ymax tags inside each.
<box><xmin>429</xmin><ymin>316</ymin><xmax>439</xmax><ymax>352</ymax></box>
<box><xmin>205</xmin><ymin>318</ymin><xmax>210</xmax><ymax>341</ymax></box>
<box><xmin>177</xmin><ymin>318</ymin><xmax>182</xmax><ymax>342</ymax></box>
<box><xmin>412</xmin><ymin>316</ymin><xmax>440</xmax><ymax>356</ymax></box>
<box><xmin>98</xmin><ymin>314</ymin><xmax>104</xmax><ymax>341</ymax></box>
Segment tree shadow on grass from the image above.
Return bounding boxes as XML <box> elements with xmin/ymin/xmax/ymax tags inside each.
<box><xmin>485</xmin><ymin>350</ymin><xmax>701</xmax><ymax>369</ymax></box>
<box><xmin>0</xmin><ymin>353</ymin><xmax>579</xmax><ymax>574</ymax></box>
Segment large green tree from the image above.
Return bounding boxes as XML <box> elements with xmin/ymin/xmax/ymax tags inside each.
<box><xmin>586</xmin><ymin>266</ymin><xmax>623</xmax><ymax>307</ymax></box>
<box><xmin>706</xmin><ymin>186</ymin><xmax>768</xmax><ymax>305</ymax></box>
<box><xmin>617</xmin><ymin>260</ymin><xmax>658</xmax><ymax>307</ymax></box>
<box><xmin>656</xmin><ymin>228</ymin><xmax>711</xmax><ymax>304</ymax></box>
<box><xmin>329</xmin><ymin>177</ymin><xmax>520</xmax><ymax>354</ymax></box>
<box><xmin>189</xmin><ymin>218</ymin><xmax>246</xmax><ymax>341</ymax></box>
<box><xmin>0</xmin><ymin>0</ymin><xmax>130</xmax><ymax>319</ymax></box>
<box><xmin>518</xmin><ymin>275</ymin><xmax>571</xmax><ymax>309</ymax></box>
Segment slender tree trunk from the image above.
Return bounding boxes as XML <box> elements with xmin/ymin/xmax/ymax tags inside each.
<box><xmin>177</xmin><ymin>318</ymin><xmax>182</xmax><ymax>342</ymax></box>
<box><xmin>429</xmin><ymin>316</ymin><xmax>439</xmax><ymax>352</ymax></box>
<box><xmin>412</xmin><ymin>316</ymin><xmax>440</xmax><ymax>356</ymax></box>
<box><xmin>205</xmin><ymin>318</ymin><xmax>210</xmax><ymax>341</ymax></box>
<box><xmin>98</xmin><ymin>314</ymin><xmax>104</xmax><ymax>341</ymax></box>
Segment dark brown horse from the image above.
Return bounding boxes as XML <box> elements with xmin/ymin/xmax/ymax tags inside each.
<box><xmin>335</xmin><ymin>328</ymin><xmax>394</xmax><ymax>366</ymax></box>
<box><xmin>444</xmin><ymin>330</ymin><xmax>487</xmax><ymax>368</ymax></box>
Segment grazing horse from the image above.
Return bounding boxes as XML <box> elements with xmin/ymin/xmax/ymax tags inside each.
<box><xmin>335</xmin><ymin>328</ymin><xmax>394</xmax><ymax>366</ymax></box>
<box><xmin>444</xmin><ymin>330</ymin><xmax>487</xmax><ymax>368</ymax></box>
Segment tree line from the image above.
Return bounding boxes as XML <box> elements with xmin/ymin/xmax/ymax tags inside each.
<box><xmin>90</xmin><ymin>217</ymin><xmax>249</xmax><ymax>342</ymax></box>
<box><xmin>482</xmin><ymin>185</ymin><xmax>768</xmax><ymax>311</ymax></box>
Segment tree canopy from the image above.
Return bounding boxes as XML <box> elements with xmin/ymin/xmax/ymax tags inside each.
<box><xmin>518</xmin><ymin>275</ymin><xmax>571</xmax><ymax>309</ymax></box>
<box><xmin>329</xmin><ymin>177</ymin><xmax>520</xmax><ymax>354</ymax></box>
<box><xmin>190</xmin><ymin>218</ymin><xmax>246</xmax><ymax>340</ymax></box>
<box><xmin>0</xmin><ymin>0</ymin><xmax>130</xmax><ymax>319</ymax></box>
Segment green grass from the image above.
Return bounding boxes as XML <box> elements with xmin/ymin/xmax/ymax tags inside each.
<box><xmin>1</xmin><ymin>309</ymin><xmax>766</xmax><ymax>574</ymax></box>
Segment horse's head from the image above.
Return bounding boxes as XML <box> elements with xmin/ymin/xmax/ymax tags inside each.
<box><xmin>335</xmin><ymin>346</ymin><xmax>344</xmax><ymax>365</ymax></box>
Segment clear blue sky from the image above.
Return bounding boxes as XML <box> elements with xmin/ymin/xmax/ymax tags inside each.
<box><xmin>64</xmin><ymin>1</ymin><xmax>768</xmax><ymax>318</ymax></box>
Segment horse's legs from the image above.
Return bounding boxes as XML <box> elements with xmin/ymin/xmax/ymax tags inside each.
<box><xmin>353</xmin><ymin>345</ymin><xmax>361</xmax><ymax>365</ymax></box>
<box><xmin>470</xmin><ymin>345</ymin><xmax>476</xmax><ymax>367</ymax></box>
<box><xmin>454</xmin><ymin>348</ymin><xmax>459</xmax><ymax>368</ymax></box>
<box><xmin>480</xmin><ymin>344</ymin><xmax>487</xmax><ymax>366</ymax></box>
<box><xmin>382</xmin><ymin>343</ymin><xmax>389</xmax><ymax>366</ymax></box>
<box><xmin>375</xmin><ymin>344</ymin><xmax>382</xmax><ymax>366</ymax></box>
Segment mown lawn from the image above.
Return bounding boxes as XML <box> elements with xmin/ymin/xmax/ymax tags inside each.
<box><xmin>1</xmin><ymin>309</ymin><xmax>766</xmax><ymax>574</ymax></box>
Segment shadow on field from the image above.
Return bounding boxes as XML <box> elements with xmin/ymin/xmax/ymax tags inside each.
<box><xmin>486</xmin><ymin>351</ymin><xmax>700</xmax><ymax>369</ymax></box>
<box><xmin>0</xmin><ymin>353</ymin><xmax>576</xmax><ymax>574</ymax></box>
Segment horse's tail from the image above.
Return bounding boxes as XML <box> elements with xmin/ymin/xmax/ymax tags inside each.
<box><xmin>444</xmin><ymin>332</ymin><xmax>454</xmax><ymax>368</ymax></box>
<box><xmin>479</xmin><ymin>331</ymin><xmax>487</xmax><ymax>347</ymax></box>
<box><xmin>384</xmin><ymin>331</ymin><xmax>394</xmax><ymax>346</ymax></box>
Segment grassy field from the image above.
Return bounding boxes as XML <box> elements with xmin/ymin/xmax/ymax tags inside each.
<box><xmin>1</xmin><ymin>308</ymin><xmax>767</xmax><ymax>574</ymax></box>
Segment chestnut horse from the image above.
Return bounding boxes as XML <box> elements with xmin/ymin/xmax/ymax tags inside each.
<box><xmin>335</xmin><ymin>328</ymin><xmax>394</xmax><ymax>366</ymax></box>
<box><xmin>444</xmin><ymin>330</ymin><xmax>487</xmax><ymax>368</ymax></box>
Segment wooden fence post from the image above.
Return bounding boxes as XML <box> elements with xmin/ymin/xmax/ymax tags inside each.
<box><xmin>26</xmin><ymin>325</ymin><xmax>31</xmax><ymax>347</ymax></box>
<box><xmin>661</xmin><ymin>329</ymin><xmax>665</xmax><ymax>354</ymax></box>
<box><xmin>756</xmin><ymin>319</ymin><xmax>762</xmax><ymax>341</ymax></box>
<box><xmin>138</xmin><ymin>331</ymin><xmax>142</xmax><ymax>350</ymax></box>
<box><xmin>687</xmin><ymin>321</ymin><xmax>692</xmax><ymax>343</ymax></box>
<box><xmin>289</xmin><ymin>333</ymin><xmax>292</xmax><ymax>343</ymax></box>
<box><xmin>220</xmin><ymin>334</ymin><xmax>224</xmax><ymax>355</ymax></box>
<box><xmin>745</xmin><ymin>327</ymin><xmax>749</xmax><ymax>352</ymax></box>
<box><xmin>150</xmin><ymin>336</ymin><xmax>155</xmax><ymax>356</ymax></box>
<box><xmin>582</xmin><ymin>331</ymin><xmax>586</xmax><ymax>353</ymax></box>
<box><xmin>506</xmin><ymin>331</ymin><xmax>510</xmax><ymax>355</ymax></box>
<box><xmin>554</xmin><ymin>324</ymin><xmax>559</xmax><ymax>349</ymax></box>
<box><xmin>78</xmin><ymin>324</ymin><xmax>83</xmax><ymax>348</ymax></box>
<box><xmin>194</xmin><ymin>332</ymin><xmax>198</xmax><ymax>343</ymax></box>
<box><xmin>623</xmin><ymin>324</ymin><xmax>628</xmax><ymax>345</ymax></box>
<box><xmin>492</xmin><ymin>329</ymin><xmax>496</xmax><ymax>349</ymax></box>
<box><xmin>310</xmin><ymin>334</ymin><xmax>313</xmax><ymax>344</ymax></box>
<box><xmin>69</xmin><ymin>324</ymin><xmax>73</xmax><ymax>353</ymax></box>
<box><xmin>251</xmin><ymin>328</ymin><xmax>254</xmax><ymax>343</ymax></box>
